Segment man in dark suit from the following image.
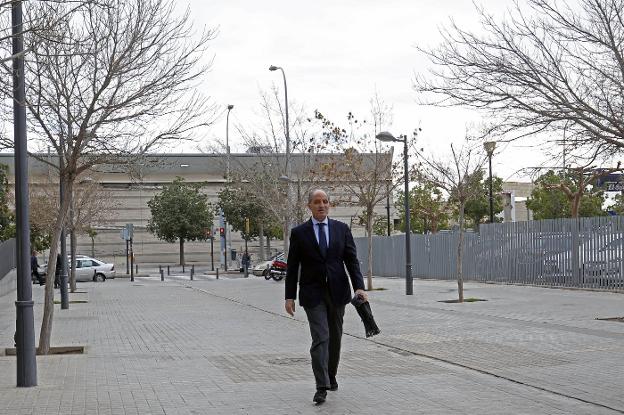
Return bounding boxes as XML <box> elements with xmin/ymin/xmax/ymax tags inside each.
<box><xmin>285</xmin><ymin>188</ymin><xmax>367</xmax><ymax>404</ymax></box>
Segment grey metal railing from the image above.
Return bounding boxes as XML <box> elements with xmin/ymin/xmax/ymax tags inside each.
<box><xmin>355</xmin><ymin>216</ymin><xmax>624</xmax><ymax>291</ymax></box>
<box><xmin>0</xmin><ymin>238</ymin><xmax>16</xmax><ymax>280</ymax></box>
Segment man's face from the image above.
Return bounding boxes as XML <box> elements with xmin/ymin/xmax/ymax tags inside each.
<box><xmin>308</xmin><ymin>190</ymin><xmax>330</xmax><ymax>221</ymax></box>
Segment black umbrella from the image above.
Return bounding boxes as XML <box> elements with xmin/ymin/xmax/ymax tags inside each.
<box><xmin>351</xmin><ymin>295</ymin><xmax>380</xmax><ymax>338</ymax></box>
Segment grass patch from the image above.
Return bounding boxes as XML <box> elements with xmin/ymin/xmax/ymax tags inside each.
<box><xmin>439</xmin><ymin>297</ymin><xmax>487</xmax><ymax>304</ymax></box>
<box><xmin>54</xmin><ymin>299</ymin><xmax>88</xmax><ymax>304</ymax></box>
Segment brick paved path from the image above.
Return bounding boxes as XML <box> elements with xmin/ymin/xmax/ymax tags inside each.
<box><xmin>1</xmin><ymin>274</ymin><xmax>623</xmax><ymax>414</ymax></box>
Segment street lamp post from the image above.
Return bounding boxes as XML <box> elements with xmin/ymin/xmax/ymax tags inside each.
<box><xmin>12</xmin><ymin>0</ymin><xmax>37</xmax><ymax>387</ymax></box>
<box><xmin>220</xmin><ymin>104</ymin><xmax>234</xmax><ymax>271</ymax></box>
<box><xmin>269</xmin><ymin>65</ymin><xmax>292</xmax><ymax>255</ymax></box>
<box><xmin>484</xmin><ymin>141</ymin><xmax>497</xmax><ymax>224</ymax></box>
<box><xmin>376</xmin><ymin>131</ymin><xmax>413</xmax><ymax>296</ymax></box>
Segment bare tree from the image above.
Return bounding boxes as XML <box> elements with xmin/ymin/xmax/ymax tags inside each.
<box><xmin>29</xmin><ymin>178</ymin><xmax>114</xmax><ymax>291</ymax></box>
<box><xmin>415</xmin><ymin>0</ymin><xmax>624</xmax><ymax>154</ymax></box>
<box><xmin>230</xmin><ymin>87</ymin><xmax>328</xmax><ymax>257</ymax></box>
<box><xmin>68</xmin><ymin>180</ymin><xmax>114</xmax><ymax>291</ymax></box>
<box><xmin>417</xmin><ymin>142</ymin><xmax>486</xmax><ymax>302</ymax></box>
<box><xmin>315</xmin><ymin>95</ymin><xmax>401</xmax><ymax>290</ymax></box>
<box><xmin>0</xmin><ymin>0</ymin><xmax>216</xmax><ymax>354</ymax></box>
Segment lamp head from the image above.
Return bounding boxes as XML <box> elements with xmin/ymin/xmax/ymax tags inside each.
<box><xmin>269</xmin><ymin>65</ymin><xmax>279</xmax><ymax>71</ymax></box>
<box><xmin>227</xmin><ymin>104</ymin><xmax>234</xmax><ymax>110</ymax></box>
<box><xmin>483</xmin><ymin>141</ymin><xmax>497</xmax><ymax>156</ymax></box>
<box><xmin>376</xmin><ymin>131</ymin><xmax>399</xmax><ymax>142</ymax></box>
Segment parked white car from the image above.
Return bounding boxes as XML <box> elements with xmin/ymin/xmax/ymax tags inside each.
<box><xmin>42</xmin><ymin>255</ymin><xmax>116</xmax><ymax>282</ymax></box>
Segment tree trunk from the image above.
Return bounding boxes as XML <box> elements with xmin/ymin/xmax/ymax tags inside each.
<box><xmin>282</xmin><ymin>221</ymin><xmax>289</xmax><ymax>258</ymax></box>
<box><xmin>571</xmin><ymin>193</ymin><xmax>581</xmax><ymax>218</ymax></box>
<box><xmin>90</xmin><ymin>236</ymin><xmax>95</xmax><ymax>257</ymax></box>
<box><xmin>259</xmin><ymin>222</ymin><xmax>265</xmax><ymax>261</ymax></box>
<box><xmin>266</xmin><ymin>235</ymin><xmax>271</xmax><ymax>257</ymax></box>
<box><xmin>179</xmin><ymin>238</ymin><xmax>185</xmax><ymax>266</ymax></box>
<box><xmin>38</xmin><ymin>178</ymin><xmax>72</xmax><ymax>354</ymax></box>
<box><xmin>366</xmin><ymin>208</ymin><xmax>374</xmax><ymax>291</ymax></box>
<box><xmin>69</xmin><ymin>228</ymin><xmax>77</xmax><ymax>293</ymax></box>
<box><xmin>456</xmin><ymin>202</ymin><xmax>465</xmax><ymax>303</ymax></box>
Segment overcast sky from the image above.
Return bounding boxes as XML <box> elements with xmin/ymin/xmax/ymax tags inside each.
<box><xmin>183</xmin><ymin>0</ymin><xmax>540</xmax><ymax>182</ymax></box>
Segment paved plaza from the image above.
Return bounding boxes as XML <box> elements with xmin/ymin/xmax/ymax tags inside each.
<box><xmin>1</xmin><ymin>272</ymin><xmax>623</xmax><ymax>414</ymax></box>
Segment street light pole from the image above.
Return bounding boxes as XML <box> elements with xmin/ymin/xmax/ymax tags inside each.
<box><xmin>225</xmin><ymin>104</ymin><xmax>234</xmax><ymax>180</ymax></box>
<box><xmin>59</xmin><ymin>133</ymin><xmax>69</xmax><ymax>310</ymax></box>
<box><xmin>484</xmin><ymin>141</ymin><xmax>496</xmax><ymax>224</ymax></box>
<box><xmin>376</xmin><ymin>131</ymin><xmax>413</xmax><ymax>296</ymax></box>
<box><xmin>220</xmin><ymin>104</ymin><xmax>234</xmax><ymax>271</ymax></box>
<box><xmin>269</xmin><ymin>65</ymin><xmax>292</xmax><ymax>255</ymax></box>
<box><xmin>12</xmin><ymin>0</ymin><xmax>37</xmax><ymax>387</ymax></box>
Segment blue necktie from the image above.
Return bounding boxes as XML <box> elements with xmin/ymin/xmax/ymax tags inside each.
<box><xmin>318</xmin><ymin>223</ymin><xmax>328</xmax><ymax>257</ymax></box>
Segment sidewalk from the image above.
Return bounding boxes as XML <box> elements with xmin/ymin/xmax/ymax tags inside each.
<box><xmin>1</xmin><ymin>275</ymin><xmax>623</xmax><ymax>414</ymax></box>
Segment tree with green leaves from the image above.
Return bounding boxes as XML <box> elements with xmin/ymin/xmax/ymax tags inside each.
<box><xmin>526</xmin><ymin>170</ymin><xmax>607</xmax><ymax>219</ymax></box>
<box><xmin>611</xmin><ymin>194</ymin><xmax>624</xmax><ymax>216</ymax></box>
<box><xmin>463</xmin><ymin>170</ymin><xmax>504</xmax><ymax>229</ymax></box>
<box><xmin>147</xmin><ymin>178</ymin><xmax>214</xmax><ymax>266</ymax></box>
<box><xmin>396</xmin><ymin>182</ymin><xmax>450</xmax><ymax>234</ymax></box>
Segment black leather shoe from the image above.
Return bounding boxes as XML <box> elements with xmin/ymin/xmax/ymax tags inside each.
<box><xmin>313</xmin><ymin>389</ymin><xmax>327</xmax><ymax>404</ymax></box>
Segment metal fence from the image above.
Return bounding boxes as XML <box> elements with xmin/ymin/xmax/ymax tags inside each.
<box><xmin>0</xmin><ymin>238</ymin><xmax>16</xmax><ymax>280</ymax></box>
<box><xmin>354</xmin><ymin>216</ymin><xmax>624</xmax><ymax>291</ymax></box>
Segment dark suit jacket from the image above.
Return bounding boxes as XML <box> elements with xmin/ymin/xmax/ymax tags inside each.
<box><xmin>285</xmin><ymin>218</ymin><xmax>365</xmax><ymax>308</ymax></box>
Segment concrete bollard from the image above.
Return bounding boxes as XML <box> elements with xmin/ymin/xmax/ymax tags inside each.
<box><xmin>160</xmin><ymin>269</ymin><xmax>164</xmax><ymax>281</ymax></box>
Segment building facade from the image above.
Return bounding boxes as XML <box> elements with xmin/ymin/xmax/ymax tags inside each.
<box><xmin>1</xmin><ymin>153</ymin><xmax>393</xmax><ymax>269</ymax></box>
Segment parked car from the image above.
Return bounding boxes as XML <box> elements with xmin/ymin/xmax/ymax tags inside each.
<box><xmin>252</xmin><ymin>253</ymin><xmax>283</xmax><ymax>277</ymax></box>
<box><xmin>40</xmin><ymin>255</ymin><xmax>115</xmax><ymax>282</ymax></box>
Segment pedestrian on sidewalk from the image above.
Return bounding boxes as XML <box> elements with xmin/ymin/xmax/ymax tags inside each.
<box><xmin>31</xmin><ymin>250</ymin><xmax>44</xmax><ymax>285</ymax></box>
<box><xmin>54</xmin><ymin>252</ymin><xmax>62</xmax><ymax>289</ymax></box>
<box><xmin>285</xmin><ymin>188</ymin><xmax>367</xmax><ymax>404</ymax></box>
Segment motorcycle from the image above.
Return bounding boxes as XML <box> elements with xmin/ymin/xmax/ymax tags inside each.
<box><xmin>266</xmin><ymin>258</ymin><xmax>287</xmax><ymax>281</ymax></box>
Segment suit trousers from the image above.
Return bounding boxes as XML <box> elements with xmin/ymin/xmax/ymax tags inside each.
<box><xmin>303</xmin><ymin>287</ymin><xmax>345</xmax><ymax>390</ymax></box>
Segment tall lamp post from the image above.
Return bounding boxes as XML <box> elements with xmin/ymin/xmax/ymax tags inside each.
<box><xmin>269</xmin><ymin>65</ymin><xmax>292</xmax><ymax>255</ymax></box>
<box><xmin>484</xmin><ymin>141</ymin><xmax>496</xmax><ymax>224</ymax></box>
<box><xmin>376</xmin><ymin>131</ymin><xmax>413</xmax><ymax>296</ymax></box>
<box><xmin>220</xmin><ymin>104</ymin><xmax>234</xmax><ymax>271</ymax></box>
<box><xmin>12</xmin><ymin>0</ymin><xmax>37</xmax><ymax>387</ymax></box>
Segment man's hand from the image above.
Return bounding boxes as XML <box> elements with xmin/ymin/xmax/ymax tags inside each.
<box><xmin>285</xmin><ymin>299</ymin><xmax>296</xmax><ymax>316</ymax></box>
<box><xmin>355</xmin><ymin>289</ymin><xmax>368</xmax><ymax>302</ymax></box>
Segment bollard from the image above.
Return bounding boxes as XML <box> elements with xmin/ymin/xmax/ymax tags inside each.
<box><xmin>167</xmin><ymin>265</ymin><xmax>170</xmax><ymax>276</ymax></box>
<box><xmin>159</xmin><ymin>264</ymin><xmax>162</xmax><ymax>274</ymax></box>
<box><xmin>135</xmin><ymin>263</ymin><xmax>138</xmax><ymax>274</ymax></box>
<box><xmin>160</xmin><ymin>269</ymin><xmax>164</xmax><ymax>281</ymax></box>
<box><xmin>216</xmin><ymin>268</ymin><xmax>219</xmax><ymax>280</ymax></box>
<box><xmin>190</xmin><ymin>265</ymin><xmax>194</xmax><ymax>281</ymax></box>
<box><xmin>182</xmin><ymin>264</ymin><xmax>185</xmax><ymax>274</ymax></box>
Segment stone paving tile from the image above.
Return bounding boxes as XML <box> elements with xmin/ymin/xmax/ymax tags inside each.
<box><xmin>0</xmin><ymin>277</ymin><xmax>623</xmax><ymax>414</ymax></box>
